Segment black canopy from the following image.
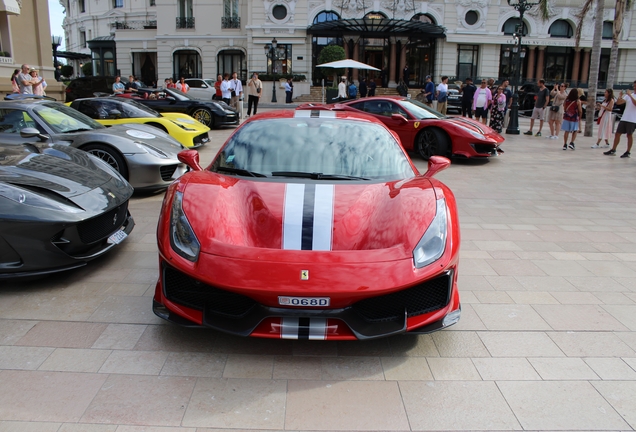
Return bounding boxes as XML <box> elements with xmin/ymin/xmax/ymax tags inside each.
<box><xmin>307</xmin><ymin>18</ymin><xmax>446</xmax><ymax>40</ymax></box>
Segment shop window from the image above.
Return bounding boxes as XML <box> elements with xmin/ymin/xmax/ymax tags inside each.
<box><xmin>549</xmin><ymin>20</ymin><xmax>573</xmax><ymax>38</ymax></box>
<box><xmin>365</xmin><ymin>12</ymin><xmax>387</xmax><ymax>19</ymax></box>
<box><xmin>457</xmin><ymin>45</ymin><xmax>479</xmax><ymax>80</ymax></box>
<box><xmin>218</xmin><ymin>49</ymin><xmax>247</xmax><ymax>80</ymax></box>
<box><xmin>603</xmin><ymin>21</ymin><xmax>613</xmax><ymax>39</ymax></box>
<box><xmin>266</xmin><ymin>44</ymin><xmax>291</xmax><ymax>75</ymax></box>
<box><xmin>173</xmin><ymin>50</ymin><xmax>201</xmax><ymax>79</ymax></box>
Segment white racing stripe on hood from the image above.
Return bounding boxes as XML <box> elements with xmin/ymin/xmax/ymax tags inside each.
<box><xmin>294</xmin><ymin>110</ymin><xmax>337</xmax><ymax>118</ymax></box>
<box><xmin>283</xmin><ymin>183</ymin><xmax>304</xmax><ymax>250</ymax></box>
<box><xmin>312</xmin><ymin>184</ymin><xmax>334</xmax><ymax>251</ymax></box>
<box><xmin>283</xmin><ymin>183</ymin><xmax>334</xmax><ymax>251</ymax></box>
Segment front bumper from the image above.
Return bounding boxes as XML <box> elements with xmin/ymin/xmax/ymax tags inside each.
<box><xmin>125</xmin><ymin>153</ymin><xmax>187</xmax><ymax>190</ymax></box>
<box><xmin>153</xmin><ymin>263</ymin><xmax>460</xmax><ymax>340</ymax></box>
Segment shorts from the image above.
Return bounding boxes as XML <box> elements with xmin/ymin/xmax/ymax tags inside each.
<box><xmin>616</xmin><ymin>120</ymin><xmax>636</xmax><ymax>135</ymax></box>
<box><xmin>474</xmin><ymin>107</ymin><xmax>488</xmax><ymax>119</ymax></box>
<box><xmin>531</xmin><ymin>107</ymin><xmax>545</xmax><ymax>120</ymax></box>
<box><xmin>561</xmin><ymin>120</ymin><xmax>579</xmax><ymax>132</ymax></box>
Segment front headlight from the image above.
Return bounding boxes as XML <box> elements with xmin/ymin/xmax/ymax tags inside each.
<box><xmin>170</xmin><ymin>191</ymin><xmax>200</xmax><ymax>262</ymax></box>
<box><xmin>413</xmin><ymin>198</ymin><xmax>447</xmax><ymax>268</ymax></box>
<box><xmin>459</xmin><ymin>126</ymin><xmax>487</xmax><ymax>140</ymax></box>
<box><xmin>0</xmin><ymin>184</ymin><xmax>83</xmax><ymax>214</ymax></box>
<box><xmin>135</xmin><ymin>142</ymin><xmax>168</xmax><ymax>159</ymax></box>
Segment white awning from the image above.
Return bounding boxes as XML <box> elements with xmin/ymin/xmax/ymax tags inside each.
<box><xmin>0</xmin><ymin>0</ymin><xmax>20</xmax><ymax>15</ymax></box>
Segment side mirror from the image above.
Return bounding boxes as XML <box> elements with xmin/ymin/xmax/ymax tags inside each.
<box><xmin>423</xmin><ymin>155</ymin><xmax>450</xmax><ymax>178</ymax></box>
<box><xmin>178</xmin><ymin>149</ymin><xmax>202</xmax><ymax>171</ymax></box>
<box><xmin>108</xmin><ymin>109</ymin><xmax>122</xmax><ymax>119</ymax></box>
<box><xmin>391</xmin><ymin>113</ymin><xmax>408</xmax><ymax>124</ymax></box>
<box><xmin>20</xmin><ymin>127</ymin><xmax>49</xmax><ymax>142</ymax></box>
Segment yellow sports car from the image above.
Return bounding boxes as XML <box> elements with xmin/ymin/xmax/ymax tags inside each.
<box><xmin>67</xmin><ymin>97</ymin><xmax>211</xmax><ymax>148</ymax></box>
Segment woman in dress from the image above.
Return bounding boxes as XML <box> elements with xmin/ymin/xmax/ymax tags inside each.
<box><xmin>10</xmin><ymin>68</ymin><xmax>19</xmax><ymax>93</ymax></box>
<box><xmin>489</xmin><ymin>86</ymin><xmax>506</xmax><ymax>133</ymax></box>
<box><xmin>562</xmin><ymin>89</ymin><xmax>582</xmax><ymax>151</ymax></box>
<box><xmin>547</xmin><ymin>83</ymin><xmax>568</xmax><ymax>139</ymax></box>
<box><xmin>592</xmin><ymin>88</ymin><xmax>615</xmax><ymax>148</ymax></box>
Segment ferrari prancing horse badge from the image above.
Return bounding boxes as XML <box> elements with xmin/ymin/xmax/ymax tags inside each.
<box><xmin>300</xmin><ymin>270</ymin><xmax>309</xmax><ymax>280</ymax></box>
<box><xmin>414</xmin><ymin>122</ymin><xmax>420</xmax><ymax>129</ymax></box>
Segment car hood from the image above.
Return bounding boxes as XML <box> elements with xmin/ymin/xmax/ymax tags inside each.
<box><xmin>447</xmin><ymin>117</ymin><xmax>505</xmax><ymax>143</ymax></box>
<box><xmin>181</xmin><ymin>173</ymin><xmax>438</xmax><ymax>260</ymax></box>
<box><xmin>0</xmin><ymin>143</ymin><xmax>132</xmax><ymax>215</ymax></box>
<box><xmin>58</xmin><ymin>123</ymin><xmax>186</xmax><ymax>155</ymax></box>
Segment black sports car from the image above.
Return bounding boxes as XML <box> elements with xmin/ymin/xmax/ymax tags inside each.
<box><xmin>116</xmin><ymin>87</ymin><xmax>240</xmax><ymax>128</ymax></box>
<box><xmin>0</xmin><ymin>130</ymin><xmax>135</xmax><ymax>278</ymax></box>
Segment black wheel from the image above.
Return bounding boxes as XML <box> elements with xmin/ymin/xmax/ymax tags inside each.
<box><xmin>191</xmin><ymin>108</ymin><xmax>213</xmax><ymax>127</ymax></box>
<box><xmin>146</xmin><ymin>122</ymin><xmax>168</xmax><ymax>133</ymax></box>
<box><xmin>82</xmin><ymin>143</ymin><xmax>129</xmax><ymax>180</ymax></box>
<box><xmin>416</xmin><ymin>128</ymin><xmax>450</xmax><ymax>160</ymax></box>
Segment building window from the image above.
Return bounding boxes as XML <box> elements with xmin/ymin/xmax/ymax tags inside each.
<box><xmin>173</xmin><ymin>50</ymin><xmax>201</xmax><ymax>78</ymax></box>
<box><xmin>112</xmin><ymin>0</ymin><xmax>123</xmax><ymax>8</ymax></box>
<box><xmin>502</xmin><ymin>18</ymin><xmax>527</xmax><ymax>35</ymax></box>
<box><xmin>149</xmin><ymin>0</ymin><xmax>155</xmax><ymax>5</ymax></box>
<box><xmin>177</xmin><ymin>0</ymin><xmax>194</xmax><ymax>28</ymax></box>
<box><xmin>365</xmin><ymin>11</ymin><xmax>387</xmax><ymax>19</ymax></box>
<box><xmin>549</xmin><ymin>20</ymin><xmax>573</xmax><ymax>38</ymax></box>
<box><xmin>80</xmin><ymin>31</ymin><xmax>86</xmax><ymax>48</ymax></box>
<box><xmin>222</xmin><ymin>0</ymin><xmax>240</xmax><ymax>28</ymax></box>
<box><xmin>603</xmin><ymin>21</ymin><xmax>613</xmax><ymax>39</ymax></box>
<box><xmin>465</xmin><ymin>10</ymin><xmax>479</xmax><ymax>26</ymax></box>
<box><xmin>411</xmin><ymin>13</ymin><xmax>435</xmax><ymax>24</ymax></box>
<box><xmin>272</xmin><ymin>5</ymin><xmax>287</xmax><ymax>20</ymax></box>
<box><xmin>218</xmin><ymin>49</ymin><xmax>246</xmax><ymax>80</ymax></box>
<box><xmin>79</xmin><ymin>0</ymin><xmax>85</xmax><ymax>13</ymax></box>
<box><xmin>457</xmin><ymin>45</ymin><xmax>479</xmax><ymax>80</ymax></box>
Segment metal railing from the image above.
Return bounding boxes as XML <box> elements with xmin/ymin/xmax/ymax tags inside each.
<box><xmin>113</xmin><ymin>20</ymin><xmax>157</xmax><ymax>30</ymax></box>
<box><xmin>176</xmin><ymin>17</ymin><xmax>195</xmax><ymax>29</ymax></box>
<box><xmin>221</xmin><ymin>16</ymin><xmax>240</xmax><ymax>29</ymax></box>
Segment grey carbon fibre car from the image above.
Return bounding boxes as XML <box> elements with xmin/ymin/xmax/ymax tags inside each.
<box><xmin>0</xmin><ymin>99</ymin><xmax>187</xmax><ymax>191</ymax></box>
<box><xmin>0</xmin><ymin>131</ymin><xmax>135</xmax><ymax>278</ymax></box>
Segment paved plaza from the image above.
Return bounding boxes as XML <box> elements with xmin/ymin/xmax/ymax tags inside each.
<box><xmin>1</xmin><ymin>114</ymin><xmax>636</xmax><ymax>431</ymax></box>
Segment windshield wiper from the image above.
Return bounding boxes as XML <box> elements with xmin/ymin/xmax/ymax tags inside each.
<box><xmin>271</xmin><ymin>171</ymin><xmax>369</xmax><ymax>180</ymax></box>
<box><xmin>216</xmin><ymin>166</ymin><xmax>267</xmax><ymax>177</ymax></box>
<box><xmin>63</xmin><ymin>128</ymin><xmax>93</xmax><ymax>133</ymax></box>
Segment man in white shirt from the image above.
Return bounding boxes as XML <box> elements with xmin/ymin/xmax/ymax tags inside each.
<box><xmin>337</xmin><ymin>77</ymin><xmax>347</xmax><ymax>101</ymax></box>
<box><xmin>605</xmin><ymin>80</ymin><xmax>636</xmax><ymax>158</ymax></box>
<box><xmin>435</xmin><ymin>76</ymin><xmax>449</xmax><ymax>115</ymax></box>
<box><xmin>230</xmin><ymin>72</ymin><xmax>243</xmax><ymax>113</ymax></box>
<box><xmin>220</xmin><ymin>73</ymin><xmax>232</xmax><ymax>105</ymax></box>
<box><xmin>472</xmin><ymin>79</ymin><xmax>493</xmax><ymax>125</ymax></box>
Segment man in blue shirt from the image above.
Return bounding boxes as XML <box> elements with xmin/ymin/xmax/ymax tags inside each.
<box><xmin>348</xmin><ymin>82</ymin><xmax>357</xmax><ymax>99</ymax></box>
<box><xmin>423</xmin><ymin>75</ymin><xmax>435</xmax><ymax>107</ymax></box>
<box><xmin>112</xmin><ymin>76</ymin><xmax>125</xmax><ymax>94</ymax></box>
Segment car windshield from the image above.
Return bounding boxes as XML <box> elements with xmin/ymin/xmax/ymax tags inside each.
<box><xmin>34</xmin><ymin>103</ymin><xmax>105</xmax><ymax>133</ymax></box>
<box><xmin>400</xmin><ymin>99</ymin><xmax>445</xmax><ymax>120</ymax></box>
<box><xmin>117</xmin><ymin>99</ymin><xmax>161</xmax><ymax>118</ymax></box>
<box><xmin>164</xmin><ymin>88</ymin><xmax>193</xmax><ymax>101</ymax></box>
<box><xmin>203</xmin><ymin>80</ymin><xmax>215</xmax><ymax>87</ymax></box>
<box><xmin>210</xmin><ymin>118</ymin><xmax>415</xmax><ymax>181</ymax></box>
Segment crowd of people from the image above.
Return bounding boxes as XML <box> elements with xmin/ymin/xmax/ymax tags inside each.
<box><xmin>10</xmin><ymin>64</ymin><xmax>47</xmax><ymax>96</ymax></box>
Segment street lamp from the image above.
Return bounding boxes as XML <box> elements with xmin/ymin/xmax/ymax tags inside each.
<box><xmin>52</xmin><ymin>35</ymin><xmax>62</xmax><ymax>81</ymax></box>
<box><xmin>505</xmin><ymin>0</ymin><xmax>539</xmax><ymax>135</ymax></box>
<box><xmin>264</xmin><ymin>37</ymin><xmax>284</xmax><ymax>103</ymax></box>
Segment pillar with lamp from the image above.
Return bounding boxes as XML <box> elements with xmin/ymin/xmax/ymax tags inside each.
<box><xmin>264</xmin><ymin>38</ymin><xmax>286</xmax><ymax>103</ymax></box>
<box><xmin>52</xmin><ymin>35</ymin><xmax>62</xmax><ymax>82</ymax></box>
<box><xmin>505</xmin><ymin>0</ymin><xmax>539</xmax><ymax>135</ymax></box>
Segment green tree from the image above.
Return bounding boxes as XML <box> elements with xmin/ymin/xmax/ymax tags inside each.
<box><xmin>317</xmin><ymin>45</ymin><xmax>345</xmax><ymax>86</ymax></box>
<box><xmin>82</xmin><ymin>63</ymin><xmax>93</xmax><ymax>77</ymax></box>
<box><xmin>60</xmin><ymin>65</ymin><xmax>73</xmax><ymax>77</ymax></box>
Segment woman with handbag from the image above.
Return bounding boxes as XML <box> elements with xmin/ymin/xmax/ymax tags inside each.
<box><xmin>489</xmin><ymin>86</ymin><xmax>506</xmax><ymax>133</ymax></box>
<box><xmin>246</xmin><ymin>72</ymin><xmax>262</xmax><ymax>117</ymax></box>
<box><xmin>592</xmin><ymin>88</ymin><xmax>615</xmax><ymax>148</ymax></box>
<box><xmin>561</xmin><ymin>88</ymin><xmax>583</xmax><ymax>150</ymax></box>
<box><xmin>547</xmin><ymin>83</ymin><xmax>567</xmax><ymax>139</ymax></box>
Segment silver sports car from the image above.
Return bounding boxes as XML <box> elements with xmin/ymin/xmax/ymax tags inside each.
<box><xmin>0</xmin><ymin>99</ymin><xmax>187</xmax><ymax>191</ymax></box>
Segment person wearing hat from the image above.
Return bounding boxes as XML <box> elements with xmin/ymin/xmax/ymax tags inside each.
<box><xmin>17</xmin><ymin>64</ymin><xmax>41</xmax><ymax>94</ymax></box>
<box><xmin>29</xmin><ymin>68</ymin><xmax>46</xmax><ymax>96</ymax></box>
<box><xmin>337</xmin><ymin>76</ymin><xmax>347</xmax><ymax>101</ymax></box>
<box><xmin>423</xmin><ymin>75</ymin><xmax>435</xmax><ymax>107</ymax></box>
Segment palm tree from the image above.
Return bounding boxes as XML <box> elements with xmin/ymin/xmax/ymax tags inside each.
<box><xmin>574</xmin><ymin>0</ymin><xmax>604</xmax><ymax>136</ymax></box>
<box><xmin>606</xmin><ymin>0</ymin><xmax>631</xmax><ymax>89</ymax></box>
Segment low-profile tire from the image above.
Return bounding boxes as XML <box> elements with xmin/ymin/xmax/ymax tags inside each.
<box><xmin>416</xmin><ymin>128</ymin><xmax>450</xmax><ymax>160</ymax></box>
<box><xmin>191</xmin><ymin>108</ymin><xmax>213</xmax><ymax>127</ymax></box>
<box><xmin>82</xmin><ymin>143</ymin><xmax>129</xmax><ymax>180</ymax></box>
<box><xmin>145</xmin><ymin>122</ymin><xmax>168</xmax><ymax>133</ymax></box>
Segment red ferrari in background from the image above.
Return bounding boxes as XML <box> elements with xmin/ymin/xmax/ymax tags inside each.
<box><xmin>299</xmin><ymin>96</ymin><xmax>504</xmax><ymax>160</ymax></box>
<box><xmin>153</xmin><ymin>109</ymin><xmax>461</xmax><ymax>340</ymax></box>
